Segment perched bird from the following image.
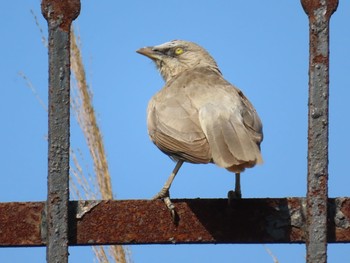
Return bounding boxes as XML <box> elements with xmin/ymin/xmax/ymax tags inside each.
<box><xmin>137</xmin><ymin>40</ymin><xmax>263</xmax><ymax>215</ymax></box>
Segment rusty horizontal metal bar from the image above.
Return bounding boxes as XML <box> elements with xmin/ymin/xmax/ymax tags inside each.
<box><xmin>0</xmin><ymin>198</ymin><xmax>349</xmax><ymax>246</ymax></box>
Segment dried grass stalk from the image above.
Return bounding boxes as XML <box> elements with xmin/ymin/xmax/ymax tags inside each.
<box><xmin>263</xmin><ymin>245</ymin><xmax>279</xmax><ymax>263</ymax></box>
<box><xmin>70</xmin><ymin>28</ymin><xmax>129</xmax><ymax>263</ymax></box>
<box><xmin>70</xmin><ymin>29</ymin><xmax>112</xmax><ymax>199</ymax></box>
<box><xmin>29</xmin><ymin>10</ymin><xmax>130</xmax><ymax>262</ymax></box>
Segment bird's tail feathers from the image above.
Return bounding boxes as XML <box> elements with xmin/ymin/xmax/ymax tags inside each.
<box><xmin>199</xmin><ymin>105</ymin><xmax>262</xmax><ymax>172</ymax></box>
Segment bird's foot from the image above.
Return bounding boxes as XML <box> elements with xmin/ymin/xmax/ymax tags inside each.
<box><xmin>153</xmin><ymin>189</ymin><xmax>177</xmax><ymax>222</ymax></box>
<box><xmin>152</xmin><ymin>188</ymin><xmax>170</xmax><ymax>200</ymax></box>
<box><xmin>227</xmin><ymin>190</ymin><xmax>242</xmax><ymax>206</ymax></box>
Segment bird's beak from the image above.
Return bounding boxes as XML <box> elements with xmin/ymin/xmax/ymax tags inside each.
<box><xmin>136</xmin><ymin>46</ymin><xmax>161</xmax><ymax>60</ymax></box>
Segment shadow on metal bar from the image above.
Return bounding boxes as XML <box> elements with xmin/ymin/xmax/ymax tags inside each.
<box><xmin>0</xmin><ymin>199</ymin><xmax>350</xmax><ymax>247</ymax></box>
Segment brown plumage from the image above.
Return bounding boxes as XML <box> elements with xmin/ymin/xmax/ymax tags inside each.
<box><xmin>137</xmin><ymin>40</ymin><xmax>263</xmax><ymax>215</ymax></box>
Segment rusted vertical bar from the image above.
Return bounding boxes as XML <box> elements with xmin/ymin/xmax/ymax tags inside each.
<box><xmin>301</xmin><ymin>0</ymin><xmax>338</xmax><ymax>262</ymax></box>
<box><xmin>41</xmin><ymin>1</ymin><xmax>80</xmax><ymax>262</ymax></box>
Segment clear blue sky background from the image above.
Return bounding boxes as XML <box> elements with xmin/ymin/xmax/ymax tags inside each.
<box><xmin>1</xmin><ymin>1</ymin><xmax>350</xmax><ymax>262</ymax></box>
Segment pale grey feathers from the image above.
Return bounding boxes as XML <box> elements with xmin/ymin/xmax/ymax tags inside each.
<box><xmin>142</xmin><ymin>40</ymin><xmax>263</xmax><ymax>173</ymax></box>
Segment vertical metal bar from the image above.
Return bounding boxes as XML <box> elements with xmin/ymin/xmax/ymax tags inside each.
<box><xmin>301</xmin><ymin>0</ymin><xmax>338</xmax><ymax>262</ymax></box>
<box><xmin>41</xmin><ymin>1</ymin><xmax>80</xmax><ymax>262</ymax></box>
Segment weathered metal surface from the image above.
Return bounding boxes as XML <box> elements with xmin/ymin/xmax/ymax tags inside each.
<box><xmin>328</xmin><ymin>198</ymin><xmax>350</xmax><ymax>242</ymax></box>
<box><xmin>1</xmin><ymin>199</ymin><xmax>350</xmax><ymax>246</ymax></box>
<box><xmin>41</xmin><ymin>0</ymin><xmax>81</xmax><ymax>32</ymax></box>
<box><xmin>301</xmin><ymin>0</ymin><xmax>338</xmax><ymax>262</ymax></box>
<box><xmin>0</xmin><ymin>202</ymin><xmax>45</xmax><ymax>246</ymax></box>
<box><xmin>71</xmin><ymin>198</ymin><xmax>306</xmax><ymax>245</ymax></box>
<box><xmin>41</xmin><ymin>0</ymin><xmax>80</xmax><ymax>262</ymax></box>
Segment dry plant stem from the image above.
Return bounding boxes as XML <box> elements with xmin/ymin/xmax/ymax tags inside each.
<box><xmin>30</xmin><ymin>9</ymin><xmax>47</xmax><ymax>47</ymax></box>
<box><xmin>19</xmin><ymin>71</ymin><xmax>48</xmax><ymax>112</ymax></box>
<box><xmin>92</xmin><ymin>247</ymin><xmax>109</xmax><ymax>263</ymax></box>
<box><xmin>70</xmin><ymin>28</ymin><xmax>128</xmax><ymax>263</ymax></box>
<box><xmin>263</xmin><ymin>245</ymin><xmax>279</xmax><ymax>263</ymax></box>
<box><xmin>70</xmin><ymin>29</ymin><xmax>112</xmax><ymax>199</ymax></box>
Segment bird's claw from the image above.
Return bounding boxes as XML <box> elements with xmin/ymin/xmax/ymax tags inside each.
<box><xmin>153</xmin><ymin>190</ymin><xmax>178</xmax><ymax>222</ymax></box>
<box><xmin>152</xmin><ymin>188</ymin><xmax>170</xmax><ymax>200</ymax></box>
<box><xmin>228</xmin><ymin>190</ymin><xmax>242</xmax><ymax>199</ymax></box>
<box><xmin>227</xmin><ymin>190</ymin><xmax>242</xmax><ymax>206</ymax></box>
<box><xmin>163</xmin><ymin>196</ymin><xmax>177</xmax><ymax>219</ymax></box>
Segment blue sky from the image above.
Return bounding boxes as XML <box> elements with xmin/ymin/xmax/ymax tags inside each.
<box><xmin>1</xmin><ymin>1</ymin><xmax>350</xmax><ymax>262</ymax></box>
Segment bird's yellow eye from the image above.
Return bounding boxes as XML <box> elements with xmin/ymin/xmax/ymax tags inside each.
<box><xmin>174</xmin><ymin>47</ymin><xmax>184</xmax><ymax>55</ymax></box>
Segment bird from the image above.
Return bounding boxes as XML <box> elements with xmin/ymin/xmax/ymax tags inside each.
<box><xmin>137</xmin><ymin>40</ymin><xmax>263</xmax><ymax>217</ymax></box>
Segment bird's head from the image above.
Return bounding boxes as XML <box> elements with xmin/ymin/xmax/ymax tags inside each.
<box><xmin>137</xmin><ymin>40</ymin><xmax>220</xmax><ymax>82</ymax></box>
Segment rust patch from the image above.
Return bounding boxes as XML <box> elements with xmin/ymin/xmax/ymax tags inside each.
<box><xmin>0</xmin><ymin>202</ymin><xmax>45</xmax><ymax>246</ymax></box>
<box><xmin>301</xmin><ymin>0</ymin><xmax>339</xmax><ymax>18</ymax></box>
<box><xmin>328</xmin><ymin>198</ymin><xmax>350</xmax><ymax>243</ymax></box>
<box><xmin>312</xmin><ymin>54</ymin><xmax>329</xmax><ymax>65</ymax></box>
<box><xmin>41</xmin><ymin>0</ymin><xmax>81</xmax><ymax>31</ymax></box>
<box><xmin>340</xmin><ymin>199</ymin><xmax>350</xmax><ymax>220</ymax></box>
<box><xmin>301</xmin><ymin>0</ymin><xmax>322</xmax><ymax>16</ymax></box>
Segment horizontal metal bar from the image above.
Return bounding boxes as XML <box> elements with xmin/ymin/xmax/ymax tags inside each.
<box><xmin>0</xmin><ymin>198</ymin><xmax>349</xmax><ymax>246</ymax></box>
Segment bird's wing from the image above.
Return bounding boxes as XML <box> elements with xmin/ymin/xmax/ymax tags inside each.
<box><xmin>147</xmin><ymin>82</ymin><xmax>211</xmax><ymax>164</ymax></box>
<box><xmin>198</xmin><ymin>102</ymin><xmax>263</xmax><ymax>170</ymax></box>
<box><xmin>237</xmin><ymin>89</ymin><xmax>263</xmax><ymax>146</ymax></box>
<box><xmin>189</xmin><ymin>68</ymin><xmax>263</xmax><ymax>170</ymax></box>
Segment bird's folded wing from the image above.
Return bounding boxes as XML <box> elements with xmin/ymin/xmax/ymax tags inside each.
<box><xmin>238</xmin><ymin>90</ymin><xmax>263</xmax><ymax>145</ymax></box>
<box><xmin>198</xmin><ymin>103</ymin><xmax>263</xmax><ymax>169</ymax></box>
<box><xmin>147</xmin><ymin>92</ymin><xmax>211</xmax><ymax>163</ymax></box>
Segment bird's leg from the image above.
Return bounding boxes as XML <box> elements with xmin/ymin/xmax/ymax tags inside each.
<box><xmin>235</xmin><ymin>173</ymin><xmax>242</xmax><ymax>198</ymax></box>
<box><xmin>153</xmin><ymin>160</ymin><xmax>184</xmax><ymax>215</ymax></box>
<box><xmin>228</xmin><ymin>173</ymin><xmax>242</xmax><ymax>204</ymax></box>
